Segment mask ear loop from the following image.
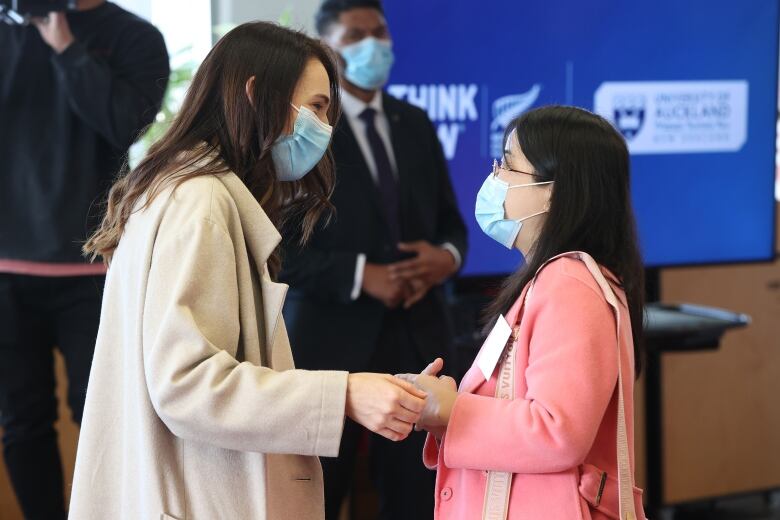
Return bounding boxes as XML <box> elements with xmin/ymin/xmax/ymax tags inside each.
<box><xmin>495</xmin><ymin>158</ymin><xmax>554</xmax><ymax>223</ymax></box>
<box><xmin>506</xmin><ymin>181</ymin><xmax>554</xmax><ymax>189</ymax></box>
<box><xmin>511</xmin><ymin>182</ymin><xmax>553</xmax><ymax>222</ymax></box>
<box><xmin>515</xmin><ymin>209</ymin><xmax>548</xmax><ymax>223</ymax></box>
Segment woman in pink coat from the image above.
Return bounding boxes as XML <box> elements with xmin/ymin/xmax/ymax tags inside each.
<box><xmin>396</xmin><ymin>106</ymin><xmax>647</xmax><ymax>520</ymax></box>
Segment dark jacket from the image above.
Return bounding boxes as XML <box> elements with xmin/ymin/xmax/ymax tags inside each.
<box><xmin>280</xmin><ymin>93</ymin><xmax>468</xmax><ymax>373</ymax></box>
<box><xmin>0</xmin><ymin>2</ymin><xmax>169</xmax><ymax>263</ymax></box>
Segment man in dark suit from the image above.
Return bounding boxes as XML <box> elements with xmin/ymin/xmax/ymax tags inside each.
<box><xmin>278</xmin><ymin>1</ymin><xmax>468</xmax><ymax>518</ymax></box>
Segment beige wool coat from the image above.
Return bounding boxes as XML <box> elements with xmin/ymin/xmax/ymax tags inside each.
<box><xmin>68</xmin><ymin>171</ymin><xmax>349</xmax><ymax>520</ymax></box>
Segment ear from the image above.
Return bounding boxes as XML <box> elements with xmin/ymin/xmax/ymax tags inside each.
<box><xmin>245</xmin><ymin>76</ymin><xmax>255</xmax><ymax>105</ymax></box>
<box><xmin>320</xmin><ymin>23</ymin><xmax>344</xmax><ymax>52</ymax></box>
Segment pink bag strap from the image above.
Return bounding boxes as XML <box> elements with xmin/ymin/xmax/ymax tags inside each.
<box><xmin>481</xmin><ymin>251</ymin><xmax>638</xmax><ymax>520</ymax></box>
<box><xmin>481</xmin><ymin>326</ymin><xmax>519</xmax><ymax>519</ymax></box>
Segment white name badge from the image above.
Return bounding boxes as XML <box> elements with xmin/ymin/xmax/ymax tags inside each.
<box><xmin>476</xmin><ymin>314</ymin><xmax>513</xmax><ymax>381</ymax></box>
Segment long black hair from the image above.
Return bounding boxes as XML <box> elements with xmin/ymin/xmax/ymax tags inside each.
<box><xmin>484</xmin><ymin>105</ymin><xmax>645</xmax><ymax>376</ymax></box>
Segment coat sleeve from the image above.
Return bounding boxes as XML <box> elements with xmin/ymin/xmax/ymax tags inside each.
<box><xmin>50</xmin><ymin>23</ymin><xmax>169</xmax><ymax>150</ymax></box>
<box><xmin>423</xmin><ymin>433</ymin><xmax>440</xmax><ymax>470</ymax></box>
<box><xmin>278</xmin><ymin>227</ymin><xmax>361</xmax><ymax>304</ymax></box>
<box><xmin>142</xmin><ymin>217</ymin><xmax>348</xmax><ymax>457</ymax></box>
<box><xmin>442</xmin><ymin>271</ymin><xmax>619</xmax><ymax>473</ymax></box>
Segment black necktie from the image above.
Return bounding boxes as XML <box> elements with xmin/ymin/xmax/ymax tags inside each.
<box><xmin>359</xmin><ymin>108</ymin><xmax>400</xmax><ymax>245</ymax></box>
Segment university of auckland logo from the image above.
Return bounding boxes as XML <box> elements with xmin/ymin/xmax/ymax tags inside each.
<box><xmin>613</xmin><ymin>94</ymin><xmax>646</xmax><ymax>140</ymax></box>
<box><xmin>490</xmin><ymin>84</ymin><xmax>541</xmax><ymax>158</ymax></box>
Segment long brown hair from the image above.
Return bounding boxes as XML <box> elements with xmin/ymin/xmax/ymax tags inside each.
<box><xmin>484</xmin><ymin>106</ymin><xmax>645</xmax><ymax>376</ymax></box>
<box><xmin>84</xmin><ymin>21</ymin><xmax>342</xmax><ymax>277</ymax></box>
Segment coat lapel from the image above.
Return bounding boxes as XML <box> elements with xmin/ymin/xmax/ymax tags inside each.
<box><xmin>217</xmin><ymin>172</ymin><xmax>289</xmax><ymax>348</ymax></box>
<box><xmin>459</xmin><ymin>282</ymin><xmax>532</xmax><ymax>395</ymax></box>
<box><xmin>259</xmin><ymin>278</ymin><xmax>289</xmax><ymax>349</ymax></box>
<box><xmin>458</xmin><ymin>252</ymin><xmax>629</xmax><ymax>395</ymax></box>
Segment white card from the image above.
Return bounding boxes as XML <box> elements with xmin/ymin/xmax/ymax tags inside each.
<box><xmin>476</xmin><ymin>314</ymin><xmax>513</xmax><ymax>381</ymax></box>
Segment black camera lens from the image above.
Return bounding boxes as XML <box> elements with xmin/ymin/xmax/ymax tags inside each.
<box><xmin>1</xmin><ymin>0</ymin><xmax>77</xmax><ymax>23</ymax></box>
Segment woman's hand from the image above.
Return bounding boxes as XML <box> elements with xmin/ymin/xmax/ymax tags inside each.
<box><xmin>397</xmin><ymin>358</ymin><xmax>458</xmax><ymax>439</ymax></box>
<box><xmin>345</xmin><ymin>373</ymin><xmax>427</xmax><ymax>442</ymax></box>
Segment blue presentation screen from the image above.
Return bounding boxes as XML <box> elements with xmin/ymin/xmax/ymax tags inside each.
<box><xmin>383</xmin><ymin>1</ymin><xmax>778</xmax><ymax>275</ymax></box>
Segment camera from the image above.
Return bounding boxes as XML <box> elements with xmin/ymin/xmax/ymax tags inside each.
<box><xmin>0</xmin><ymin>0</ymin><xmax>77</xmax><ymax>25</ymax></box>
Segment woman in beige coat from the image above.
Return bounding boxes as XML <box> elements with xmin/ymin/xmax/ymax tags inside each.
<box><xmin>69</xmin><ymin>22</ymin><xmax>426</xmax><ymax>520</ymax></box>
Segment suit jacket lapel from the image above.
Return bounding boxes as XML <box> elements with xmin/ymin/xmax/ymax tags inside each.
<box><xmin>334</xmin><ymin>120</ymin><xmax>389</xmax><ymax>227</ymax></box>
<box><xmin>384</xmin><ymin>96</ymin><xmax>413</xmax><ymax>238</ymax></box>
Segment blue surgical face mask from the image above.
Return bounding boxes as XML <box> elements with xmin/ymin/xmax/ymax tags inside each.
<box><xmin>271</xmin><ymin>104</ymin><xmax>333</xmax><ymax>182</ymax></box>
<box><xmin>340</xmin><ymin>37</ymin><xmax>395</xmax><ymax>90</ymax></box>
<box><xmin>475</xmin><ymin>161</ymin><xmax>553</xmax><ymax>249</ymax></box>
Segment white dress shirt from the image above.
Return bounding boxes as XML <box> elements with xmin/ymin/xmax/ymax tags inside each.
<box><xmin>341</xmin><ymin>89</ymin><xmax>398</xmax><ymax>182</ymax></box>
<box><xmin>340</xmin><ymin>89</ymin><xmax>462</xmax><ymax>300</ymax></box>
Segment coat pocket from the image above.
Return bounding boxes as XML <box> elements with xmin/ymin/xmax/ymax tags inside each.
<box><xmin>578</xmin><ymin>464</ymin><xmax>644</xmax><ymax>520</ymax></box>
<box><xmin>265</xmin><ymin>454</ymin><xmax>323</xmax><ymax>520</ymax></box>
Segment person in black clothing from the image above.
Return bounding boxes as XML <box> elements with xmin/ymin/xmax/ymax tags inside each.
<box><xmin>0</xmin><ymin>1</ymin><xmax>168</xmax><ymax>518</ymax></box>
<box><xmin>279</xmin><ymin>1</ymin><xmax>468</xmax><ymax>518</ymax></box>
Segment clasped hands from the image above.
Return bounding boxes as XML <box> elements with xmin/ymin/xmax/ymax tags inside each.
<box><xmin>347</xmin><ymin>358</ymin><xmax>458</xmax><ymax>443</ymax></box>
<box><xmin>362</xmin><ymin>241</ymin><xmax>457</xmax><ymax>310</ymax></box>
<box><xmin>396</xmin><ymin>358</ymin><xmax>458</xmax><ymax>440</ymax></box>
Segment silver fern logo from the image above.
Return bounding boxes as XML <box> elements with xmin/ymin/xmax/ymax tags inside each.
<box><xmin>490</xmin><ymin>84</ymin><xmax>541</xmax><ymax>158</ymax></box>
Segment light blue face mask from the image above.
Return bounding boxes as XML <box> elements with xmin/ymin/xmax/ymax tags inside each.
<box><xmin>271</xmin><ymin>104</ymin><xmax>333</xmax><ymax>182</ymax></box>
<box><xmin>340</xmin><ymin>37</ymin><xmax>395</xmax><ymax>90</ymax></box>
<box><xmin>475</xmin><ymin>160</ymin><xmax>554</xmax><ymax>249</ymax></box>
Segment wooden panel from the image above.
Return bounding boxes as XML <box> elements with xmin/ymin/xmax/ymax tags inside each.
<box><xmin>658</xmin><ymin>207</ymin><xmax>780</xmax><ymax>503</ymax></box>
<box><xmin>634</xmin><ymin>370</ymin><xmax>647</xmax><ymax>492</ymax></box>
<box><xmin>0</xmin><ymin>351</ymin><xmax>80</xmax><ymax>520</ymax></box>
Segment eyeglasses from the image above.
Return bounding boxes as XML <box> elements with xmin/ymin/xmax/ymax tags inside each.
<box><xmin>492</xmin><ymin>159</ymin><xmax>552</xmax><ymax>188</ymax></box>
<box><xmin>492</xmin><ymin>158</ymin><xmax>537</xmax><ymax>177</ymax></box>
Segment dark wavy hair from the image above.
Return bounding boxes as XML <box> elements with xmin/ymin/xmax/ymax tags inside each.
<box><xmin>84</xmin><ymin>21</ymin><xmax>342</xmax><ymax>277</ymax></box>
<box><xmin>484</xmin><ymin>105</ymin><xmax>645</xmax><ymax>376</ymax></box>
